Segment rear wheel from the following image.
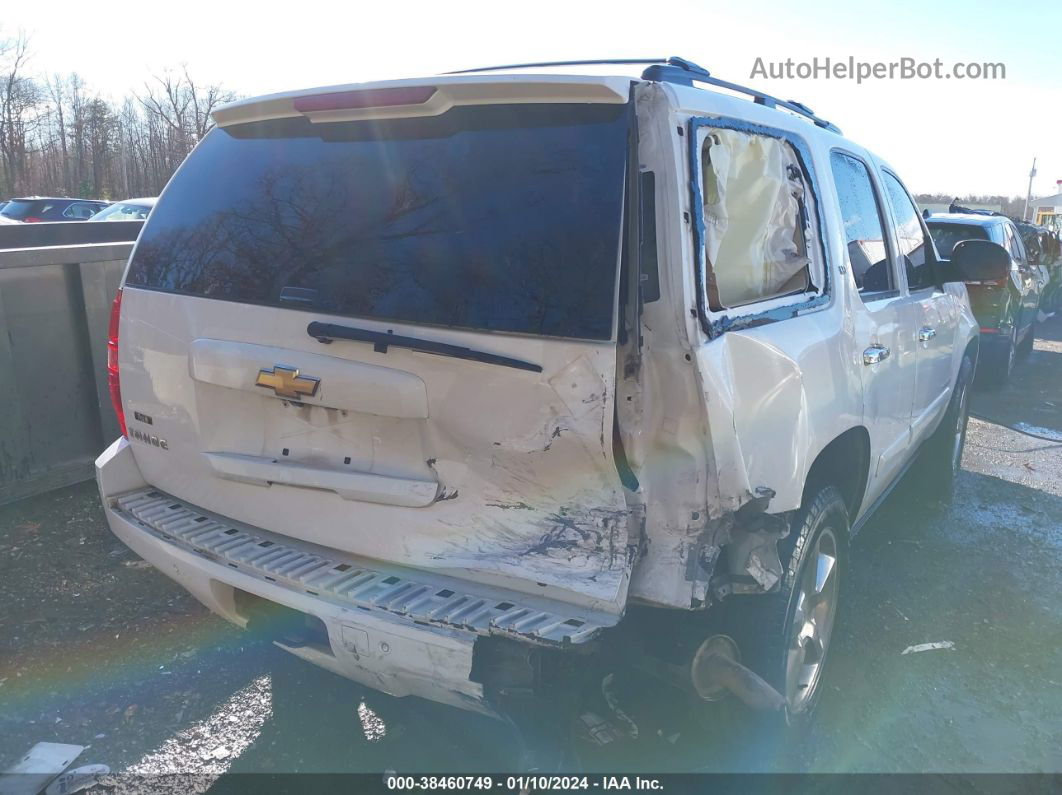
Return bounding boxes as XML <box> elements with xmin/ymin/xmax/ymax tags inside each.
<box><xmin>982</xmin><ymin>327</ymin><xmax>1016</xmax><ymax>385</ymax></box>
<box><xmin>919</xmin><ymin>353</ymin><xmax>973</xmax><ymax>501</ymax></box>
<box><xmin>1017</xmin><ymin>321</ymin><xmax>1035</xmax><ymax>357</ymax></box>
<box><xmin>724</xmin><ymin>484</ymin><xmax>849</xmax><ymax>725</ymax></box>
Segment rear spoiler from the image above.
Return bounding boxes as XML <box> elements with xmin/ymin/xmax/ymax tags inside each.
<box><xmin>212</xmin><ymin>75</ymin><xmax>630</xmax><ymax>127</ymax></box>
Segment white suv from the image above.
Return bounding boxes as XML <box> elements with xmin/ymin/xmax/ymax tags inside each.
<box><xmin>96</xmin><ymin>58</ymin><xmax>1009</xmax><ymax>724</ymax></box>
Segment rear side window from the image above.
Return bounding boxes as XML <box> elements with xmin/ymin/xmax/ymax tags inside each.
<box><xmin>881</xmin><ymin>171</ymin><xmax>932</xmax><ymax>290</ymax></box>
<box><xmin>926</xmin><ymin>223</ymin><xmax>989</xmax><ymax>257</ymax></box>
<box><xmin>699</xmin><ymin>129</ymin><xmax>814</xmax><ymax>310</ymax></box>
<box><xmin>829</xmin><ymin>152</ymin><xmax>893</xmax><ymax>293</ymax></box>
<box><xmin>64</xmin><ymin>202</ymin><xmax>101</xmax><ymax>219</ymax></box>
<box><xmin>126</xmin><ymin>103</ymin><xmax>629</xmax><ymax>340</ymax></box>
<box><xmin>1003</xmin><ymin>223</ymin><xmax>1026</xmax><ymax>265</ymax></box>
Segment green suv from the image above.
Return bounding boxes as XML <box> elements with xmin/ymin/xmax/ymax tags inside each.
<box><xmin>927</xmin><ymin>213</ymin><xmax>1042</xmax><ymax>383</ymax></box>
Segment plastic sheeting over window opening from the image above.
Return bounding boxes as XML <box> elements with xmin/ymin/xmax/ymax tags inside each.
<box><xmin>700</xmin><ymin>129</ymin><xmax>815</xmax><ymax>311</ymax></box>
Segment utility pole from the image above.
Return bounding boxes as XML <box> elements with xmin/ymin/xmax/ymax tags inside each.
<box><xmin>1023</xmin><ymin>157</ymin><xmax>1037</xmax><ymax>221</ymax></box>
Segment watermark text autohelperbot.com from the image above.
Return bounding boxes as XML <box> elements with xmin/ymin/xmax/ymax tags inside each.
<box><xmin>751</xmin><ymin>57</ymin><xmax>1005</xmax><ymax>83</ymax></box>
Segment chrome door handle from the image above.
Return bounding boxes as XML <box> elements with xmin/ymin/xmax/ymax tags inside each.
<box><xmin>918</xmin><ymin>327</ymin><xmax>937</xmax><ymax>342</ymax></box>
<box><xmin>863</xmin><ymin>345</ymin><xmax>890</xmax><ymax>366</ymax></box>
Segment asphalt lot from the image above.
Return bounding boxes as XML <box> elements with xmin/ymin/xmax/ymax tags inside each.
<box><xmin>1</xmin><ymin>317</ymin><xmax>1060</xmax><ymax>779</ymax></box>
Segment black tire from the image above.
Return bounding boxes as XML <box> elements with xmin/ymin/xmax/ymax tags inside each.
<box><xmin>981</xmin><ymin>327</ymin><xmax>1015</xmax><ymax>385</ymax></box>
<box><xmin>920</xmin><ymin>353</ymin><xmax>973</xmax><ymax>501</ymax></box>
<box><xmin>1017</xmin><ymin>321</ymin><xmax>1035</xmax><ymax>357</ymax></box>
<box><xmin>723</xmin><ymin>484</ymin><xmax>849</xmax><ymax>726</ymax></box>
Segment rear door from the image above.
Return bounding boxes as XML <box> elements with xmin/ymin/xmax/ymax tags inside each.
<box><xmin>117</xmin><ymin>95</ymin><xmax>635</xmax><ymax>611</ymax></box>
<box><xmin>829</xmin><ymin>150</ymin><xmax>914</xmax><ymax>503</ymax></box>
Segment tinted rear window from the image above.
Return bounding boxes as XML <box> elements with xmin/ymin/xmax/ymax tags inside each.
<box><xmin>126</xmin><ymin>103</ymin><xmax>629</xmax><ymax>340</ymax></box>
<box><xmin>927</xmin><ymin>222</ymin><xmax>989</xmax><ymax>257</ymax></box>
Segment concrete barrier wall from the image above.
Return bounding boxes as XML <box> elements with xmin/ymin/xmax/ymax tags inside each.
<box><xmin>0</xmin><ymin>222</ymin><xmax>143</xmax><ymax>504</ymax></box>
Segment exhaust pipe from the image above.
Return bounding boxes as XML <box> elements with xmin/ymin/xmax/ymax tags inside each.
<box><xmin>632</xmin><ymin>634</ymin><xmax>786</xmax><ymax>712</ymax></box>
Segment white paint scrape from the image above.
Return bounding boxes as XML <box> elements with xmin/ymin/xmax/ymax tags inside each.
<box><xmin>901</xmin><ymin>641</ymin><xmax>955</xmax><ymax>655</ymax></box>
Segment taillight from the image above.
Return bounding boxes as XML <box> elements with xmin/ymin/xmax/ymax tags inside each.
<box><xmin>293</xmin><ymin>86</ymin><xmax>436</xmax><ymax>112</ymax></box>
<box><xmin>23</xmin><ymin>216</ymin><xmax>43</xmax><ymax>223</ymax></box>
<box><xmin>108</xmin><ymin>288</ymin><xmax>127</xmax><ymax>437</ymax></box>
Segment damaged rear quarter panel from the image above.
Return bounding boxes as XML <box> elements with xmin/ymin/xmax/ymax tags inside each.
<box><xmin>696</xmin><ymin>318</ymin><xmax>860</xmax><ymax>515</ymax></box>
<box><xmin>628</xmin><ymin>84</ymin><xmax>863</xmax><ymax>607</ymax></box>
<box><xmin>629</xmin><ymin>318</ymin><xmax>859</xmax><ymax>608</ymax></box>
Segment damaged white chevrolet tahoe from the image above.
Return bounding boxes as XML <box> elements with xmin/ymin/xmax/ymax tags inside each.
<box><xmin>96</xmin><ymin>57</ymin><xmax>1012</xmax><ymax>727</ymax></box>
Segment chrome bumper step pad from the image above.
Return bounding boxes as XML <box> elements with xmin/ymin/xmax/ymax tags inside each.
<box><xmin>114</xmin><ymin>488</ymin><xmax>611</xmax><ymax>645</ymax></box>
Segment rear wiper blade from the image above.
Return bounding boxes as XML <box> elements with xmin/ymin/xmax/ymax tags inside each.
<box><xmin>307</xmin><ymin>321</ymin><xmax>543</xmax><ymax>373</ymax></box>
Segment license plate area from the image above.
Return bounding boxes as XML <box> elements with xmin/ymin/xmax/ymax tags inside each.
<box><xmin>234</xmin><ymin>588</ymin><xmax>334</xmax><ymax>657</ymax></box>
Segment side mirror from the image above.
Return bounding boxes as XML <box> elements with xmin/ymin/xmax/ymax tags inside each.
<box><xmin>940</xmin><ymin>239</ymin><xmax>1011</xmax><ymax>282</ymax></box>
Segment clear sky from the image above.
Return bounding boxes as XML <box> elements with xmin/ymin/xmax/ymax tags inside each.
<box><xmin>5</xmin><ymin>0</ymin><xmax>1060</xmax><ymax>197</ymax></box>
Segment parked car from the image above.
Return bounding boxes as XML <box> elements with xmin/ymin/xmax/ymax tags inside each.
<box><xmin>89</xmin><ymin>197</ymin><xmax>156</xmax><ymax>221</ymax></box>
<box><xmin>1014</xmin><ymin>220</ymin><xmax>1059</xmax><ymax>313</ymax></box>
<box><xmin>0</xmin><ymin>197</ymin><xmax>110</xmax><ymax>222</ymax></box>
<box><xmin>927</xmin><ymin>213</ymin><xmax>1041</xmax><ymax>382</ymax></box>
<box><xmin>1045</xmin><ymin>230</ymin><xmax>1062</xmax><ymax>313</ymax></box>
<box><xmin>96</xmin><ymin>58</ymin><xmax>1004</xmax><ymax>729</ymax></box>
<box><xmin>1013</xmin><ymin>221</ymin><xmax>1051</xmax><ymax>297</ymax></box>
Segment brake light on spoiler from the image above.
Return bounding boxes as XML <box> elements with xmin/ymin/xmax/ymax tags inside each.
<box><xmin>293</xmin><ymin>86</ymin><xmax>436</xmax><ymax>112</ymax></box>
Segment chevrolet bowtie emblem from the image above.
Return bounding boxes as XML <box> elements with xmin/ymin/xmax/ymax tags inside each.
<box><xmin>255</xmin><ymin>365</ymin><xmax>320</xmax><ymax>399</ymax></box>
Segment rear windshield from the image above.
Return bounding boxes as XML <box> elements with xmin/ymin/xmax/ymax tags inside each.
<box><xmin>927</xmin><ymin>222</ymin><xmax>989</xmax><ymax>257</ymax></box>
<box><xmin>126</xmin><ymin>103</ymin><xmax>629</xmax><ymax>340</ymax></box>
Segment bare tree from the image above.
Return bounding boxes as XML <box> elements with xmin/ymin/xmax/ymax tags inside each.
<box><xmin>0</xmin><ymin>31</ymin><xmax>45</xmax><ymax>196</ymax></box>
<box><xmin>47</xmin><ymin>74</ymin><xmax>70</xmax><ymax>191</ymax></box>
<box><xmin>136</xmin><ymin>66</ymin><xmax>235</xmax><ymax>185</ymax></box>
<box><xmin>914</xmin><ymin>193</ymin><xmax>1029</xmax><ymax>218</ymax></box>
<box><xmin>0</xmin><ymin>34</ymin><xmax>237</xmax><ymax>201</ymax></box>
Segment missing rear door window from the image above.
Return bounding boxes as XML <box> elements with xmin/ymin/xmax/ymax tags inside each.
<box><xmin>699</xmin><ymin>129</ymin><xmax>816</xmax><ymax>312</ymax></box>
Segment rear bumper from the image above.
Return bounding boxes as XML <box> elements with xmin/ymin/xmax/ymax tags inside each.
<box><xmin>95</xmin><ymin>438</ymin><xmax>611</xmax><ymax>715</ymax></box>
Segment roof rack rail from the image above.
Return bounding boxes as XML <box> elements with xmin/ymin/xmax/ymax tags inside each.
<box><xmin>640</xmin><ymin>59</ymin><xmax>841</xmax><ymax>134</ymax></box>
<box><xmin>444</xmin><ymin>56</ymin><xmax>840</xmax><ymax>135</ymax></box>
<box><xmin>445</xmin><ymin>57</ymin><xmax>676</xmax><ymax>75</ymax></box>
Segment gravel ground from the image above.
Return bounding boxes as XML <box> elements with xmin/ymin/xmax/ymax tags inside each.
<box><xmin>1</xmin><ymin>317</ymin><xmax>1060</xmax><ymax>778</ymax></box>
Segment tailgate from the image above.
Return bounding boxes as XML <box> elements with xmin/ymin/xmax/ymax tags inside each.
<box><xmin>115</xmin><ymin>96</ymin><xmax>634</xmax><ymax>612</ymax></box>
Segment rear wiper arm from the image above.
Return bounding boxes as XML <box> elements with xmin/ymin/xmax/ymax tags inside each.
<box><xmin>307</xmin><ymin>321</ymin><xmax>543</xmax><ymax>373</ymax></box>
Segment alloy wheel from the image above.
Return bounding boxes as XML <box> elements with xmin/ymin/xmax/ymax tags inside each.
<box><xmin>785</xmin><ymin>527</ymin><xmax>840</xmax><ymax>713</ymax></box>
